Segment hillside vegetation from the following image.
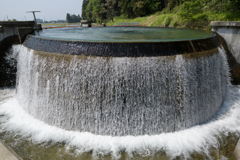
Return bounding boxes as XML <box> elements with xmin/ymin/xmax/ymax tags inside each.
<box><xmin>82</xmin><ymin>0</ymin><xmax>240</xmax><ymax>29</ymax></box>
<box><xmin>106</xmin><ymin>11</ymin><xmax>240</xmax><ymax>29</ymax></box>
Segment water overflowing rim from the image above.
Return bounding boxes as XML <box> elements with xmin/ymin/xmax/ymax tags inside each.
<box><xmin>23</xmin><ymin>34</ymin><xmax>221</xmax><ymax>57</ymax></box>
<box><xmin>32</xmin><ymin>35</ymin><xmax>216</xmax><ymax>43</ymax></box>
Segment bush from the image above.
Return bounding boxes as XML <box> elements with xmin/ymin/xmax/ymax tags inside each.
<box><xmin>178</xmin><ymin>0</ymin><xmax>203</xmax><ymax>21</ymax></box>
<box><xmin>173</xmin><ymin>21</ymin><xmax>178</xmax><ymax>28</ymax></box>
<box><xmin>165</xmin><ymin>17</ymin><xmax>171</xmax><ymax>27</ymax></box>
<box><xmin>171</xmin><ymin>6</ymin><xmax>181</xmax><ymax>14</ymax></box>
<box><xmin>226</xmin><ymin>10</ymin><xmax>240</xmax><ymax>21</ymax></box>
<box><xmin>161</xmin><ymin>8</ymin><xmax>169</xmax><ymax>14</ymax></box>
<box><xmin>182</xmin><ymin>19</ymin><xmax>188</xmax><ymax>25</ymax></box>
<box><xmin>207</xmin><ymin>25</ymin><xmax>212</xmax><ymax>31</ymax></box>
<box><xmin>192</xmin><ymin>13</ymin><xmax>208</xmax><ymax>21</ymax></box>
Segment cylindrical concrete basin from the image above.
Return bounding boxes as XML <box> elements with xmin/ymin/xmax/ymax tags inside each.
<box><xmin>17</xmin><ymin>27</ymin><xmax>229</xmax><ymax>136</ymax></box>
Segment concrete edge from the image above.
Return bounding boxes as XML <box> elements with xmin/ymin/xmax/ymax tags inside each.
<box><xmin>17</xmin><ymin>27</ymin><xmax>34</xmax><ymax>44</ymax></box>
<box><xmin>23</xmin><ymin>34</ymin><xmax>220</xmax><ymax>57</ymax></box>
<box><xmin>0</xmin><ymin>21</ymin><xmax>35</xmax><ymax>27</ymax></box>
<box><xmin>0</xmin><ymin>140</ymin><xmax>22</xmax><ymax>160</ymax></box>
<box><xmin>235</xmin><ymin>139</ymin><xmax>240</xmax><ymax>160</ymax></box>
<box><xmin>210</xmin><ymin>21</ymin><xmax>240</xmax><ymax>27</ymax></box>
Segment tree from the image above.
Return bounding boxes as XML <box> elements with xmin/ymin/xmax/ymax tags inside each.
<box><xmin>71</xmin><ymin>14</ymin><xmax>81</xmax><ymax>22</ymax></box>
<box><xmin>146</xmin><ymin>0</ymin><xmax>162</xmax><ymax>14</ymax></box>
<box><xmin>178</xmin><ymin>0</ymin><xmax>203</xmax><ymax>21</ymax></box>
<box><xmin>66</xmin><ymin>13</ymin><xmax>71</xmax><ymax>23</ymax></box>
<box><xmin>66</xmin><ymin>13</ymin><xmax>81</xmax><ymax>23</ymax></box>
<box><xmin>118</xmin><ymin>0</ymin><xmax>134</xmax><ymax>18</ymax></box>
<box><xmin>82</xmin><ymin>0</ymin><xmax>90</xmax><ymax>20</ymax></box>
<box><xmin>118</xmin><ymin>0</ymin><xmax>162</xmax><ymax>18</ymax></box>
<box><xmin>132</xmin><ymin>0</ymin><xmax>146</xmax><ymax>17</ymax></box>
<box><xmin>102</xmin><ymin>0</ymin><xmax>119</xmax><ymax>21</ymax></box>
<box><xmin>85</xmin><ymin>0</ymin><xmax>106</xmax><ymax>23</ymax></box>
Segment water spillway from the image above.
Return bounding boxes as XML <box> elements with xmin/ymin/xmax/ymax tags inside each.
<box><xmin>17</xmin><ymin>27</ymin><xmax>228</xmax><ymax>136</ymax></box>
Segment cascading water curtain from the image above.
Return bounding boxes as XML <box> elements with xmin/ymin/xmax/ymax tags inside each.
<box><xmin>16</xmin><ymin>45</ymin><xmax>229</xmax><ymax>136</ymax></box>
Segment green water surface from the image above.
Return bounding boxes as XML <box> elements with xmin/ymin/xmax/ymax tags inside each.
<box><xmin>36</xmin><ymin>27</ymin><xmax>214</xmax><ymax>42</ymax></box>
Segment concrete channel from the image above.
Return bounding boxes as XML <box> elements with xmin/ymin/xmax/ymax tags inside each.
<box><xmin>0</xmin><ymin>140</ymin><xmax>22</xmax><ymax>160</ymax></box>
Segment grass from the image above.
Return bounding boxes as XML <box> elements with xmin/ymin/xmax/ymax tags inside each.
<box><xmin>105</xmin><ymin>14</ymin><xmax>177</xmax><ymax>27</ymax></box>
<box><xmin>104</xmin><ymin>8</ymin><xmax>240</xmax><ymax>30</ymax></box>
<box><xmin>105</xmin><ymin>16</ymin><xmax>148</xmax><ymax>26</ymax></box>
<box><xmin>105</xmin><ymin>13</ymin><xmax>188</xmax><ymax>28</ymax></box>
<box><xmin>41</xmin><ymin>23</ymin><xmax>80</xmax><ymax>27</ymax></box>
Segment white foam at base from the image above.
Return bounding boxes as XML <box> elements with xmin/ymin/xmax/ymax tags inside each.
<box><xmin>0</xmin><ymin>85</ymin><xmax>240</xmax><ymax>159</ymax></box>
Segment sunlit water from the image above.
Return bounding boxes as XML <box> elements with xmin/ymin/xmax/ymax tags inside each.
<box><xmin>0</xmin><ymin>45</ymin><xmax>240</xmax><ymax>159</ymax></box>
<box><xmin>36</xmin><ymin>27</ymin><xmax>214</xmax><ymax>42</ymax></box>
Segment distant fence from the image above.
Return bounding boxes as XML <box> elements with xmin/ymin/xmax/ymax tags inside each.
<box><xmin>115</xmin><ymin>22</ymin><xmax>140</xmax><ymax>26</ymax></box>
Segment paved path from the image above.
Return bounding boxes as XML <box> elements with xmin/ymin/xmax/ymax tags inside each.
<box><xmin>0</xmin><ymin>140</ymin><xmax>22</xmax><ymax>160</ymax></box>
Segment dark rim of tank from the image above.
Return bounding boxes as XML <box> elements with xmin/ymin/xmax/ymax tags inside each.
<box><xmin>23</xmin><ymin>35</ymin><xmax>221</xmax><ymax>57</ymax></box>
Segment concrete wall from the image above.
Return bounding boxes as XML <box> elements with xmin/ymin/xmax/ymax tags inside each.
<box><xmin>211</xmin><ymin>21</ymin><xmax>240</xmax><ymax>63</ymax></box>
<box><xmin>0</xmin><ymin>21</ymin><xmax>35</xmax><ymax>43</ymax></box>
<box><xmin>211</xmin><ymin>21</ymin><xmax>240</xmax><ymax>84</ymax></box>
<box><xmin>81</xmin><ymin>20</ymin><xmax>91</xmax><ymax>27</ymax></box>
<box><xmin>0</xmin><ymin>21</ymin><xmax>35</xmax><ymax>87</ymax></box>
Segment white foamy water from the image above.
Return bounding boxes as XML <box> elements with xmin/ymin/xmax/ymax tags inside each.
<box><xmin>0</xmin><ymin>85</ymin><xmax>240</xmax><ymax>159</ymax></box>
<box><xmin>14</xmin><ymin>45</ymin><xmax>229</xmax><ymax>136</ymax></box>
<box><xmin>0</xmin><ymin>45</ymin><xmax>239</xmax><ymax>159</ymax></box>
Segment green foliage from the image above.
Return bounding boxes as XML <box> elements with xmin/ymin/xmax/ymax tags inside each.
<box><xmin>173</xmin><ymin>21</ymin><xmax>178</xmax><ymax>27</ymax></box>
<box><xmin>148</xmin><ymin>0</ymin><xmax>162</xmax><ymax>13</ymax></box>
<box><xmin>182</xmin><ymin>19</ymin><xmax>188</xmax><ymax>25</ymax></box>
<box><xmin>118</xmin><ymin>0</ymin><xmax>134</xmax><ymax>18</ymax></box>
<box><xmin>66</xmin><ymin>13</ymin><xmax>71</xmax><ymax>22</ymax></box>
<box><xmin>84</xmin><ymin>0</ymin><xmax>240</xmax><ymax>27</ymax></box>
<box><xmin>167</xmin><ymin>0</ymin><xmax>183</xmax><ymax>11</ymax></box>
<box><xmin>192</xmin><ymin>13</ymin><xmax>208</xmax><ymax>21</ymax></box>
<box><xmin>207</xmin><ymin>25</ymin><xmax>211</xmax><ymax>31</ymax></box>
<box><xmin>160</xmin><ymin>8</ymin><xmax>169</xmax><ymax>14</ymax></box>
<box><xmin>171</xmin><ymin>5</ymin><xmax>181</xmax><ymax>14</ymax></box>
<box><xmin>132</xmin><ymin>1</ymin><xmax>146</xmax><ymax>17</ymax></box>
<box><xmin>116</xmin><ymin>0</ymin><xmax>163</xmax><ymax>18</ymax></box>
<box><xmin>151</xmin><ymin>15</ymin><xmax>167</xmax><ymax>26</ymax></box>
<box><xmin>85</xmin><ymin>0</ymin><xmax>106</xmax><ymax>23</ymax></box>
<box><xmin>150</xmin><ymin>14</ymin><xmax>174</xmax><ymax>26</ymax></box>
<box><xmin>66</xmin><ymin>13</ymin><xmax>81</xmax><ymax>23</ymax></box>
<box><xmin>225</xmin><ymin>10</ymin><xmax>240</xmax><ymax>21</ymax></box>
<box><xmin>201</xmin><ymin>0</ymin><xmax>234</xmax><ymax>13</ymax></box>
<box><xmin>82</xmin><ymin>0</ymin><xmax>90</xmax><ymax>20</ymax></box>
<box><xmin>172</xmin><ymin>18</ymin><xmax>179</xmax><ymax>27</ymax></box>
<box><xmin>105</xmin><ymin>15</ymin><xmax>147</xmax><ymax>26</ymax></box>
<box><xmin>178</xmin><ymin>0</ymin><xmax>203</xmax><ymax>21</ymax></box>
<box><xmin>102</xmin><ymin>0</ymin><xmax>119</xmax><ymax>22</ymax></box>
<box><xmin>164</xmin><ymin>16</ymin><xmax>171</xmax><ymax>26</ymax></box>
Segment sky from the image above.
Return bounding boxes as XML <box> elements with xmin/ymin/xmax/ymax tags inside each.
<box><xmin>0</xmin><ymin>0</ymin><xmax>83</xmax><ymax>21</ymax></box>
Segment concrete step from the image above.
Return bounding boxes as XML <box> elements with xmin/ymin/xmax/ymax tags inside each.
<box><xmin>0</xmin><ymin>140</ymin><xmax>22</xmax><ymax>160</ymax></box>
